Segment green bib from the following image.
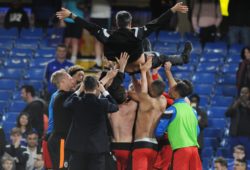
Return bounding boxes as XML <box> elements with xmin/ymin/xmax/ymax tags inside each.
<box><xmin>168</xmin><ymin>102</ymin><xmax>199</xmax><ymax>150</ymax></box>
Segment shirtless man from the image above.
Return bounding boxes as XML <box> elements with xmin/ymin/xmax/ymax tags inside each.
<box><xmin>56</xmin><ymin>3</ymin><xmax>191</xmax><ymax>74</ymax></box>
<box><xmin>108</xmin><ymin>86</ymin><xmax>138</xmax><ymax>170</ymax></box>
<box><xmin>99</xmin><ymin>53</ymin><xmax>137</xmax><ymax>170</ymax></box>
<box><xmin>129</xmin><ymin>58</ymin><xmax>167</xmax><ymax>170</ymax></box>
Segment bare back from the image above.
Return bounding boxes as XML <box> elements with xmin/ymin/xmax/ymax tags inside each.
<box><xmin>108</xmin><ymin>100</ymin><xmax>138</xmax><ymax>143</ymax></box>
<box><xmin>135</xmin><ymin>93</ymin><xmax>166</xmax><ymax>140</ymax></box>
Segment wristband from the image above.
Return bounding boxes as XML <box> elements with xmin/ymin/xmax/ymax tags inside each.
<box><xmin>102</xmin><ymin>91</ymin><xmax>109</xmax><ymax>97</ymax></box>
<box><xmin>75</xmin><ymin>90</ymin><xmax>81</xmax><ymax>96</ymax></box>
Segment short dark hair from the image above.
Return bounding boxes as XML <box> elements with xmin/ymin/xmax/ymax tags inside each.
<box><xmin>189</xmin><ymin>93</ymin><xmax>200</xmax><ymax>103</ymax></box>
<box><xmin>182</xmin><ymin>80</ymin><xmax>193</xmax><ymax>96</ymax></box>
<box><xmin>57</xmin><ymin>44</ymin><xmax>67</xmax><ymax>49</ymax></box>
<box><xmin>67</xmin><ymin>65</ymin><xmax>84</xmax><ymax>76</ymax></box>
<box><xmin>27</xmin><ymin>130</ymin><xmax>38</xmax><ymax>137</ymax></box>
<box><xmin>214</xmin><ymin>157</ymin><xmax>228</xmax><ymax>168</ymax></box>
<box><xmin>84</xmin><ymin>76</ymin><xmax>98</xmax><ymax>92</ymax></box>
<box><xmin>21</xmin><ymin>85</ymin><xmax>35</xmax><ymax>97</ymax></box>
<box><xmin>151</xmin><ymin>80</ymin><xmax>166</xmax><ymax>97</ymax></box>
<box><xmin>241</xmin><ymin>46</ymin><xmax>250</xmax><ymax>60</ymax></box>
<box><xmin>16</xmin><ymin>112</ymin><xmax>32</xmax><ymax>131</ymax></box>
<box><xmin>175</xmin><ymin>80</ymin><xmax>193</xmax><ymax>97</ymax></box>
<box><xmin>116</xmin><ymin>11</ymin><xmax>132</xmax><ymax>28</ymax></box>
<box><xmin>234</xmin><ymin>145</ymin><xmax>245</xmax><ymax>153</ymax></box>
<box><xmin>111</xmin><ymin>86</ymin><xmax>127</xmax><ymax>104</ymax></box>
<box><xmin>235</xmin><ymin>159</ymin><xmax>247</xmax><ymax>169</ymax></box>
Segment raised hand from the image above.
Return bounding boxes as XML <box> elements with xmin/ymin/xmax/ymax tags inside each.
<box><xmin>56</xmin><ymin>8</ymin><xmax>72</xmax><ymax>20</ymax></box>
<box><xmin>98</xmin><ymin>82</ymin><xmax>106</xmax><ymax>93</ymax></box>
<box><xmin>171</xmin><ymin>2</ymin><xmax>188</xmax><ymax>13</ymax></box>
<box><xmin>139</xmin><ymin>57</ymin><xmax>152</xmax><ymax>72</ymax></box>
<box><xmin>115</xmin><ymin>52</ymin><xmax>130</xmax><ymax>72</ymax></box>
<box><xmin>106</xmin><ymin>68</ymin><xmax>118</xmax><ymax>79</ymax></box>
<box><xmin>164</xmin><ymin>62</ymin><xmax>172</xmax><ymax>72</ymax></box>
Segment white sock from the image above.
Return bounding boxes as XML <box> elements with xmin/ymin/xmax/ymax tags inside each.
<box><xmin>71</xmin><ymin>56</ymin><xmax>77</xmax><ymax>64</ymax></box>
<box><xmin>95</xmin><ymin>57</ymin><xmax>102</xmax><ymax>66</ymax></box>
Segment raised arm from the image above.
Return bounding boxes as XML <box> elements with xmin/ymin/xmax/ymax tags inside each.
<box><xmin>56</xmin><ymin>8</ymin><xmax>109</xmax><ymax>43</ymax></box>
<box><xmin>164</xmin><ymin>62</ymin><xmax>177</xmax><ymax>88</ymax></box>
<box><xmin>63</xmin><ymin>83</ymin><xmax>83</xmax><ymax>108</ymax></box>
<box><xmin>100</xmin><ymin>69</ymin><xmax>118</xmax><ymax>87</ymax></box>
<box><xmin>99</xmin><ymin>83</ymin><xmax>119</xmax><ymax>113</ymax></box>
<box><xmin>138</xmin><ymin>2</ymin><xmax>188</xmax><ymax>38</ymax></box>
<box><xmin>139</xmin><ymin>57</ymin><xmax>152</xmax><ymax>93</ymax></box>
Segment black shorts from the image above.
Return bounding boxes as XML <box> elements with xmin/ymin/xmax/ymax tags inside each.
<box><xmin>90</xmin><ymin>18</ymin><xmax>110</xmax><ymax>28</ymax></box>
<box><xmin>64</xmin><ymin>22</ymin><xmax>83</xmax><ymax>39</ymax></box>
<box><xmin>47</xmin><ymin>133</ymin><xmax>69</xmax><ymax>169</ymax></box>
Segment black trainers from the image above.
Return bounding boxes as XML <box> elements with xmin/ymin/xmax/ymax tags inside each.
<box><xmin>181</xmin><ymin>41</ymin><xmax>192</xmax><ymax>64</ymax></box>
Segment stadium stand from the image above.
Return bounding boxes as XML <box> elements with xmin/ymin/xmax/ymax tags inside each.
<box><xmin>0</xmin><ymin>27</ymin><xmax>245</xmax><ymax>169</ymax></box>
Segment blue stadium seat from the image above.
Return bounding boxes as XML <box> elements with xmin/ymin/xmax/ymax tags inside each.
<box><xmin>20</xmin><ymin>28</ymin><xmax>44</xmax><ymax>39</ymax></box>
<box><xmin>202</xmin><ymin>158</ymin><xmax>212</xmax><ymax>170</ymax></box>
<box><xmin>12</xmin><ymin>92</ymin><xmax>22</xmax><ymax>100</ymax></box>
<box><xmin>0</xmin><ymin>58</ymin><xmax>4</xmax><ymax>67</ymax></box>
<box><xmin>0</xmin><ymin>39</ymin><xmax>14</xmax><ymax>49</ymax></box>
<box><xmin>46</xmin><ymin>28</ymin><xmax>64</xmax><ymax>37</ymax></box>
<box><xmin>216</xmin><ymin>147</ymin><xmax>231</xmax><ymax>158</ymax></box>
<box><xmin>171</xmin><ymin>64</ymin><xmax>195</xmax><ymax>72</ymax></box>
<box><xmin>8</xmin><ymin>101</ymin><xmax>26</xmax><ymax>112</ymax></box>
<box><xmin>202</xmin><ymin>147</ymin><xmax>214</xmax><ymax>158</ymax></box>
<box><xmin>153</xmin><ymin>42</ymin><xmax>178</xmax><ymax>54</ymax></box>
<box><xmin>47</xmin><ymin>37</ymin><xmax>63</xmax><ymax>48</ymax></box>
<box><xmin>204</xmin><ymin>42</ymin><xmax>227</xmax><ymax>55</ymax></box>
<box><xmin>218</xmin><ymin>74</ymin><xmax>236</xmax><ymax>85</ymax></box>
<box><xmin>229</xmin><ymin>44</ymin><xmax>244</xmax><ymax>55</ymax></box>
<box><xmin>183</xmin><ymin>32</ymin><xmax>199</xmax><ymax>42</ymax></box>
<box><xmin>4</xmin><ymin>58</ymin><xmax>29</xmax><ymax>68</ymax></box>
<box><xmin>203</xmin><ymin>128</ymin><xmax>223</xmax><ymax>138</ymax></box>
<box><xmin>19</xmin><ymin>80</ymin><xmax>44</xmax><ymax>91</ymax></box>
<box><xmin>158</xmin><ymin>31</ymin><xmax>181</xmax><ymax>43</ymax></box>
<box><xmin>29</xmin><ymin>58</ymin><xmax>52</xmax><ymax>68</ymax></box>
<box><xmin>0</xmin><ymin>101</ymin><xmax>7</xmax><ymax>113</ymax></box>
<box><xmin>0</xmin><ymin>91</ymin><xmax>12</xmax><ymax>101</ymax></box>
<box><xmin>211</xmin><ymin>96</ymin><xmax>234</xmax><ymax>107</ymax></box>
<box><xmin>0</xmin><ymin>68</ymin><xmax>24</xmax><ymax>79</ymax></box>
<box><xmin>5</xmin><ymin>112</ymin><xmax>19</xmax><ymax>122</ymax></box>
<box><xmin>200</xmin><ymin>53</ymin><xmax>224</xmax><ymax>63</ymax></box>
<box><xmin>194</xmin><ymin>84</ymin><xmax>213</xmax><ymax>95</ymax></box>
<box><xmin>0</xmin><ymin>28</ymin><xmax>18</xmax><ymax>39</ymax></box>
<box><xmin>208</xmin><ymin>118</ymin><xmax>227</xmax><ymax>128</ymax></box>
<box><xmin>24</xmin><ymin>68</ymin><xmax>44</xmax><ymax>80</ymax></box>
<box><xmin>226</xmin><ymin>54</ymin><xmax>241</xmax><ymax>63</ymax></box>
<box><xmin>221</xmin><ymin>64</ymin><xmax>238</xmax><ymax>73</ymax></box>
<box><xmin>214</xmin><ymin>85</ymin><xmax>237</xmax><ymax>97</ymax></box>
<box><xmin>192</xmin><ymin>73</ymin><xmax>216</xmax><ymax>84</ymax></box>
<box><xmin>35</xmin><ymin>48</ymin><xmax>56</xmax><ymax>58</ymax></box>
<box><xmin>0</xmin><ymin>48</ymin><xmax>7</xmax><ymax>57</ymax></box>
<box><xmin>198</xmin><ymin>95</ymin><xmax>210</xmax><ymax>107</ymax></box>
<box><xmin>15</xmin><ymin>39</ymin><xmax>39</xmax><ymax>49</ymax></box>
<box><xmin>204</xmin><ymin>137</ymin><xmax>218</xmax><ymax>148</ymax></box>
<box><xmin>189</xmin><ymin>53</ymin><xmax>201</xmax><ymax>64</ymax></box>
<box><xmin>2</xmin><ymin>121</ymin><xmax>16</xmax><ymax>135</ymax></box>
<box><xmin>196</xmin><ymin>63</ymin><xmax>220</xmax><ymax>73</ymax></box>
<box><xmin>10</xmin><ymin>48</ymin><xmax>33</xmax><ymax>58</ymax></box>
<box><xmin>0</xmin><ymin>79</ymin><xmax>17</xmax><ymax>90</ymax></box>
<box><xmin>173</xmin><ymin>72</ymin><xmax>192</xmax><ymax>81</ymax></box>
<box><xmin>207</xmin><ymin>107</ymin><xmax>227</xmax><ymax>118</ymax></box>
